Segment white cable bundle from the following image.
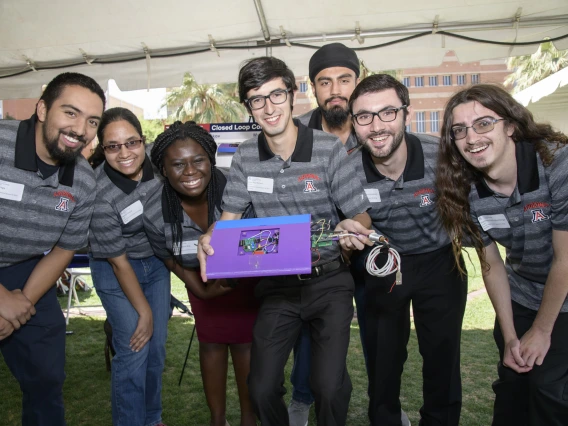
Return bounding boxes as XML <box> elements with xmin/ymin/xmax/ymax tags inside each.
<box><xmin>365</xmin><ymin>234</ymin><xmax>402</xmax><ymax>281</ymax></box>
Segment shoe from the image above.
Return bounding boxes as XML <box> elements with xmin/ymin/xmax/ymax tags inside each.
<box><xmin>288</xmin><ymin>398</ymin><xmax>310</xmax><ymax>426</ymax></box>
<box><xmin>401</xmin><ymin>410</ymin><xmax>411</xmax><ymax>426</ymax></box>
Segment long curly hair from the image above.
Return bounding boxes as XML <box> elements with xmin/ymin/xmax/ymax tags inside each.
<box><xmin>150</xmin><ymin>121</ymin><xmax>221</xmax><ymax>262</ymax></box>
<box><xmin>436</xmin><ymin>84</ymin><xmax>568</xmax><ymax>273</ymax></box>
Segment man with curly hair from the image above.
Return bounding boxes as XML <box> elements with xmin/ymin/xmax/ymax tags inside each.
<box><xmin>435</xmin><ymin>84</ymin><xmax>568</xmax><ymax>426</ymax></box>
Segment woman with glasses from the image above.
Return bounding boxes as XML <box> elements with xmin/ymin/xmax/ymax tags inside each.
<box><xmin>88</xmin><ymin>107</ymin><xmax>170</xmax><ymax>426</ymax></box>
<box><xmin>143</xmin><ymin>121</ymin><xmax>258</xmax><ymax>426</ymax></box>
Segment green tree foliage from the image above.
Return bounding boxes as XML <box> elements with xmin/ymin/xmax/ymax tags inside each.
<box><xmin>164</xmin><ymin>73</ymin><xmax>247</xmax><ymax>123</ymax></box>
<box><xmin>506</xmin><ymin>41</ymin><xmax>568</xmax><ymax>93</ymax></box>
<box><xmin>139</xmin><ymin>118</ymin><xmax>167</xmax><ymax>144</ymax></box>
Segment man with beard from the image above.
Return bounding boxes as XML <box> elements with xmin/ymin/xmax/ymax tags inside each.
<box><xmin>0</xmin><ymin>72</ymin><xmax>104</xmax><ymax>425</ymax></box>
<box><xmin>347</xmin><ymin>74</ymin><xmax>467</xmax><ymax>426</ymax></box>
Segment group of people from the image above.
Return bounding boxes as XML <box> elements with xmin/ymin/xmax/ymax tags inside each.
<box><xmin>0</xmin><ymin>41</ymin><xmax>565</xmax><ymax>426</ymax></box>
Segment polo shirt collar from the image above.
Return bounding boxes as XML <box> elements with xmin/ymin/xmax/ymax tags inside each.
<box><xmin>14</xmin><ymin>114</ymin><xmax>76</xmax><ymax>187</ymax></box>
<box><xmin>362</xmin><ymin>132</ymin><xmax>425</xmax><ymax>183</ymax></box>
<box><xmin>474</xmin><ymin>141</ymin><xmax>540</xmax><ymax>199</ymax></box>
<box><xmin>257</xmin><ymin>119</ymin><xmax>312</xmax><ymax>162</ymax></box>
<box><xmin>104</xmin><ymin>154</ymin><xmax>154</xmax><ymax>195</ymax></box>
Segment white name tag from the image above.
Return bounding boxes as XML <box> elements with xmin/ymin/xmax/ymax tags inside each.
<box><xmin>478</xmin><ymin>214</ymin><xmax>510</xmax><ymax>231</ymax></box>
<box><xmin>364</xmin><ymin>188</ymin><xmax>381</xmax><ymax>203</ymax></box>
<box><xmin>180</xmin><ymin>240</ymin><xmax>198</xmax><ymax>255</ymax></box>
<box><xmin>120</xmin><ymin>200</ymin><xmax>143</xmax><ymax>224</ymax></box>
<box><xmin>0</xmin><ymin>179</ymin><xmax>24</xmax><ymax>201</ymax></box>
<box><xmin>247</xmin><ymin>176</ymin><xmax>273</xmax><ymax>193</ymax></box>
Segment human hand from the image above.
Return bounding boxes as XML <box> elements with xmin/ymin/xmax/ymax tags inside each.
<box><xmin>502</xmin><ymin>337</ymin><xmax>532</xmax><ymax>373</ymax></box>
<box><xmin>0</xmin><ymin>289</ymin><xmax>36</xmax><ymax>329</ymax></box>
<box><xmin>202</xmin><ymin>279</ymin><xmax>232</xmax><ymax>299</ymax></box>
<box><xmin>197</xmin><ymin>232</ymin><xmax>214</xmax><ymax>282</ymax></box>
<box><xmin>0</xmin><ymin>316</ymin><xmax>15</xmax><ymax>340</ymax></box>
<box><xmin>335</xmin><ymin>219</ymin><xmax>374</xmax><ymax>251</ymax></box>
<box><xmin>130</xmin><ymin>311</ymin><xmax>153</xmax><ymax>352</ymax></box>
<box><xmin>519</xmin><ymin>326</ymin><xmax>551</xmax><ymax>368</ymax></box>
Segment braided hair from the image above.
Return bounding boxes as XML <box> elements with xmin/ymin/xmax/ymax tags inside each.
<box><xmin>150</xmin><ymin>121</ymin><xmax>222</xmax><ymax>262</ymax></box>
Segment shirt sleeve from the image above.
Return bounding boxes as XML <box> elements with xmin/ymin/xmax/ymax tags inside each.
<box><xmin>221</xmin><ymin>145</ymin><xmax>253</xmax><ymax>215</ymax></box>
<box><xmin>547</xmin><ymin>144</ymin><xmax>568</xmax><ymax>231</ymax></box>
<box><xmin>328</xmin><ymin>142</ymin><xmax>371</xmax><ymax>218</ymax></box>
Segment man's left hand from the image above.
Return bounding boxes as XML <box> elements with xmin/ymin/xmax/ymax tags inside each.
<box><xmin>519</xmin><ymin>325</ymin><xmax>551</xmax><ymax>367</ymax></box>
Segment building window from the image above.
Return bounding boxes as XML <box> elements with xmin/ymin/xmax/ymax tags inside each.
<box><xmin>416</xmin><ymin>112</ymin><xmax>426</xmax><ymax>133</ymax></box>
<box><xmin>415</xmin><ymin>77</ymin><xmax>424</xmax><ymax>87</ymax></box>
<box><xmin>457</xmin><ymin>75</ymin><xmax>466</xmax><ymax>86</ymax></box>
<box><xmin>403</xmin><ymin>77</ymin><xmax>410</xmax><ymax>87</ymax></box>
<box><xmin>430</xmin><ymin>111</ymin><xmax>439</xmax><ymax>133</ymax></box>
<box><xmin>471</xmin><ymin>74</ymin><xmax>480</xmax><ymax>84</ymax></box>
<box><xmin>429</xmin><ymin>76</ymin><xmax>438</xmax><ymax>86</ymax></box>
<box><xmin>299</xmin><ymin>82</ymin><xmax>308</xmax><ymax>93</ymax></box>
<box><xmin>443</xmin><ymin>75</ymin><xmax>452</xmax><ymax>86</ymax></box>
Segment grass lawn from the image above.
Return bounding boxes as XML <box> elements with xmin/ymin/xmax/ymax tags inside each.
<box><xmin>1</xmin><ymin>250</ymin><xmax>500</xmax><ymax>425</ymax></box>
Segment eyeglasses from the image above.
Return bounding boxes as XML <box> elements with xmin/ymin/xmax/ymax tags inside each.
<box><xmin>102</xmin><ymin>139</ymin><xmax>144</xmax><ymax>153</ymax></box>
<box><xmin>352</xmin><ymin>106</ymin><xmax>407</xmax><ymax>126</ymax></box>
<box><xmin>245</xmin><ymin>89</ymin><xmax>290</xmax><ymax>110</ymax></box>
<box><xmin>451</xmin><ymin>118</ymin><xmax>505</xmax><ymax>140</ymax></box>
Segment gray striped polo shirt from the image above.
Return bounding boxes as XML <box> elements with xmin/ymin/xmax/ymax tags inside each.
<box><xmin>0</xmin><ymin>116</ymin><xmax>96</xmax><ymax>267</ymax></box>
<box><xmin>347</xmin><ymin>132</ymin><xmax>450</xmax><ymax>255</ymax></box>
<box><xmin>89</xmin><ymin>156</ymin><xmax>161</xmax><ymax>259</ymax></box>
<box><xmin>143</xmin><ymin>182</ymin><xmax>222</xmax><ymax>269</ymax></box>
<box><xmin>469</xmin><ymin>141</ymin><xmax>568</xmax><ymax>312</ymax></box>
<box><xmin>298</xmin><ymin>108</ymin><xmax>358</xmax><ymax>152</ymax></box>
<box><xmin>222</xmin><ymin>119</ymin><xmax>371</xmax><ymax>265</ymax></box>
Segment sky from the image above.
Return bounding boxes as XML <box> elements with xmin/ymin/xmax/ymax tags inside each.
<box><xmin>107</xmin><ymin>79</ymin><xmax>167</xmax><ymax>120</ymax></box>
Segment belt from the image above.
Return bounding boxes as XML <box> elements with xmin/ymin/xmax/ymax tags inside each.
<box><xmin>297</xmin><ymin>258</ymin><xmax>344</xmax><ymax>281</ymax></box>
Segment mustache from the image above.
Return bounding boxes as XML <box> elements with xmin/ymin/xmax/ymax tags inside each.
<box><xmin>324</xmin><ymin>96</ymin><xmax>348</xmax><ymax>105</ymax></box>
<box><xmin>60</xmin><ymin>130</ymin><xmax>87</xmax><ymax>144</ymax></box>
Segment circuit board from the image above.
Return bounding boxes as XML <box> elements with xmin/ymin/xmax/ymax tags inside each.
<box><xmin>237</xmin><ymin>228</ymin><xmax>280</xmax><ymax>255</ymax></box>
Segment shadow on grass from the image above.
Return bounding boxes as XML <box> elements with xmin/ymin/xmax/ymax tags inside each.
<box><xmin>0</xmin><ymin>314</ymin><xmax>498</xmax><ymax>426</ymax></box>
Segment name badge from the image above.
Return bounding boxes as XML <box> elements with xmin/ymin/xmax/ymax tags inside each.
<box><xmin>247</xmin><ymin>176</ymin><xmax>273</xmax><ymax>193</ymax></box>
<box><xmin>180</xmin><ymin>240</ymin><xmax>198</xmax><ymax>255</ymax></box>
<box><xmin>0</xmin><ymin>179</ymin><xmax>24</xmax><ymax>201</ymax></box>
<box><xmin>478</xmin><ymin>214</ymin><xmax>510</xmax><ymax>231</ymax></box>
<box><xmin>120</xmin><ymin>200</ymin><xmax>143</xmax><ymax>224</ymax></box>
<box><xmin>364</xmin><ymin>188</ymin><xmax>381</xmax><ymax>203</ymax></box>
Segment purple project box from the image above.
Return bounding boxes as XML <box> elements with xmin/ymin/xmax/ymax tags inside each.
<box><xmin>206</xmin><ymin>214</ymin><xmax>312</xmax><ymax>279</ymax></box>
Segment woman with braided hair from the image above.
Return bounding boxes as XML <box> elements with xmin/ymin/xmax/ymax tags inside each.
<box><xmin>143</xmin><ymin>121</ymin><xmax>258</xmax><ymax>426</ymax></box>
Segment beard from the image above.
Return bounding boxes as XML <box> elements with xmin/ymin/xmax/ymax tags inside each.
<box><xmin>42</xmin><ymin>125</ymin><xmax>86</xmax><ymax>165</ymax></box>
<box><xmin>360</xmin><ymin>129</ymin><xmax>405</xmax><ymax>160</ymax></box>
<box><xmin>320</xmin><ymin>96</ymin><xmax>350</xmax><ymax>129</ymax></box>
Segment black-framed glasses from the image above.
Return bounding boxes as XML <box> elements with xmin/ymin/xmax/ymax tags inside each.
<box><xmin>245</xmin><ymin>89</ymin><xmax>291</xmax><ymax>110</ymax></box>
<box><xmin>352</xmin><ymin>106</ymin><xmax>407</xmax><ymax>126</ymax></box>
<box><xmin>451</xmin><ymin>118</ymin><xmax>505</xmax><ymax>140</ymax></box>
<box><xmin>102</xmin><ymin>139</ymin><xmax>144</xmax><ymax>153</ymax></box>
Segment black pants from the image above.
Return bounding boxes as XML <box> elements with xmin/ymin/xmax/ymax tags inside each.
<box><xmin>493</xmin><ymin>301</ymin><xmax>568</xmax><ymax>426</ymax></box>
<box><xmin>248</xmin><ymin>267</ymin><xmax>354</xmax><ymax>426</ymax></box>
<box><xmin>365</xmin><ymin>244</ymin><xmax>467</xmax><ymax>426</ymax></box>
<box><xmin>0</xmin><ymin>257</ymin><xmax>66</xmax><ymax>426</ymax></box>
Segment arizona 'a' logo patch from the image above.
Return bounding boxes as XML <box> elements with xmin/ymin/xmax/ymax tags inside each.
<box><xmin>55</xmin><ymin>197</ymin><xmax>70</xmax><ymax>212</ymax></box>
<box><xmin>303</xmin><ymin>180</ymin><xmax>319</xmax><ymax>193</ymax></box>
<box><xmin>419</xmin><ymin>194</ymin><xmax>433</xmax><ymax>207</ymax></box>
<box><xmin>531</xmin><ymin>208</ymin><xmax>550</xmax><ymax>223</ymax></box>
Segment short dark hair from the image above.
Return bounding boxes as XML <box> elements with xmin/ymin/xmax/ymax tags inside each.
<box><xmin>89</xmin><ymin>107</ymin><xmax>144</xmax><ymax>169</ymax></box>
<box><xmin>238</xmin><ymin>57</ymin><xmax>297</xmax><ymax>112</ymax></box>
<box><xmin>40</xmin><ymin>72</ymin><xmax>106</xmax><ymax>111</ymax></box>
<box><xmin>349</xmin><ymin>74</ymin><xmax>410</xmax><ymax>114</ymax></box>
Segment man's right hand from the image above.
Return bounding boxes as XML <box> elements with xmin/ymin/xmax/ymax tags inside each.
<box><xmin>0</xmin><ymin>316</ymin><xmax>15</xmax><ymax>340</ymax></box>
<box><xmin>0</xmin><ymin>289</ymin><xmax>36</xmax><ymax>329</ymax></box>
<box><xmin>503</xmin><ymin>337</ymin><xmax>532</xmax><ymax>374</ymax></box>
<box><xmin>197</xmin><ymin>232</ymin><xmax>214</xmax><ymax>282</ymax></box>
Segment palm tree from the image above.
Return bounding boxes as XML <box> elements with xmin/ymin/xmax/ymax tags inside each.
<box><xmin>164</xmin><ymin>73</ymin><xmax>248</xmax><ymax>123</ymax></box>
<box><xmin>506</xmin><ymin>41</ymin><xmax>568</xmax><ymax>93</ymax></box>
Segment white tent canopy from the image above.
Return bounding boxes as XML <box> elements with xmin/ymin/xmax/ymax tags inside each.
<box><xmin>1</xmin><ymin>0</ymin><xmax>568</xmax><ymax>99</ymax></box>
<box><xmin>514</xmin><ymin>67</ymin><xmax>568</xmax><ymax>134</ymax></box>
